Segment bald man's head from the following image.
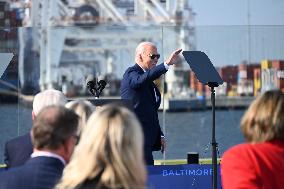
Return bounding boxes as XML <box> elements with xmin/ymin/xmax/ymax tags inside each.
<box><xmin>135</xmin><ymin>42</ymin><xmax>159</xmax><ymax>70</ymax></box>
<box><xmin>33</xmin><ymin>89</ymin><xmax>67</xmax><ymax>116</ymax></box>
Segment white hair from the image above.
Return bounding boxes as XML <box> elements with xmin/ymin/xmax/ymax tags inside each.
<box><xmin>135</xmin><ymin>41</ymin><xmax>156</xmax><ymax>63</ymax></box>
<box><xmin>33</xmin><ymin>89</ymin><xmax>67</xmax><ymax>116</ymax></box>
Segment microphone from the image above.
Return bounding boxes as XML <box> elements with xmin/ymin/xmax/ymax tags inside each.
<box><xmin>96</xmin><ymin>79</ymin><xmax>107</xmax><ymax>97</ymax></box>
<box><xmin>86</xmin><ymin>75</ymin><xmax>96</xmax><ymax>95</ymax></box>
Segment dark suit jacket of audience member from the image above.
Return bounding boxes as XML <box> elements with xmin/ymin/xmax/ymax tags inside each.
<box><xmin>4</xmin><ymin>133</ymin><xmax>33</xmax><ymax>168</ymax></box>
<box><xmin>120</xmin><ymin>63</ymin><xmax>166</xmax><ymax>150</ymax></box>
<box><xmin>0</xmin><ymin>156</ymin><xmax>64</xmax><ymax>189</ymax></box>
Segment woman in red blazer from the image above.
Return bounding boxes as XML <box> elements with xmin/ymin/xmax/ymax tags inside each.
<box><xmin>221</xmin><ymin>90</ymin><xmax>284</xmax><ymax>189</ymax></box>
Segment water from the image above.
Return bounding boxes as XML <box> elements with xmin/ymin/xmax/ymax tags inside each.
<box><xmin>155</xmin><ymin>110</ymin><xmax>245</xmax><ymax>160</ymax></box>
<box><xmin>0</xmin><ymin>104</ymin><xmax>245</xmax><ymax>163</ymax></box>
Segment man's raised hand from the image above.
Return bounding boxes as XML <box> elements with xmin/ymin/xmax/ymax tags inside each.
<box><xmin>165</xmin><ymin>49</ymin><xmax>183</xmax><ymax>66</ymax></box>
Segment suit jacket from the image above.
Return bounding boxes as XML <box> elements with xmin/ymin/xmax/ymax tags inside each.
<box><xmin>0</xmin><ymin>156</ymin><xmax>65</xmax><ymax>189</ymax></box>
<box><xmin>4</xmin><ymin>133</ymin><xmax>33</xmax><ymax>168</ymax></box>
<box><xmin>120</xmin><ymin>63</ymin><xmax>167</xmax><ymax>150</ymax></box>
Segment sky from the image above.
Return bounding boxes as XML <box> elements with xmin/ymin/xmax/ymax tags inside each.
<box><xmin>185</xmin><ymin>0</ymin><xmax>284</xmax><ymax>67</ymax></box>
<box><xmin>189</xmin><ymin>0</ymin><xmax>284</xmax><ymax>26</ymax></box>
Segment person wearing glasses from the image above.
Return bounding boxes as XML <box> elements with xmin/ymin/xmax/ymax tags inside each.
<box><xmin>120</xmin><ymin>41</ymin><xmax>182</xmax><ymax>165</ymax></box>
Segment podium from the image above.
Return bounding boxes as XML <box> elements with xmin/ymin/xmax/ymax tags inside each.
<box><xmin>182</xmin><ymin>51</ymin><xmax>223</xmax><ymax>189</ymax></box>
<box><xmin>86</xmin><ymin>98</ymin><xmax>133</xmax><ymax>111</ymax></box>
<box><xmin>147</xmin><ymin>164</ymin><xmax>222</xmax><ymax>189</ymax></box>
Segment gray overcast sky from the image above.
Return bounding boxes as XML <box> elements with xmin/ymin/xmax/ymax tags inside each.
<box><xmin>189</xmin><ymin>0</ymin><xmax>284</xmax><ymax>26</ymax></box>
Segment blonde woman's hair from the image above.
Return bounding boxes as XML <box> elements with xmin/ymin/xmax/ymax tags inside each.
<box><xmin>241</xmin><ymin>90</ymin><xmax>284</xmax><ymax>143</ymax></box>
<box><xmin>65</xmin><ymin>100</ymin><xmax>95</xmax><ymax>133</ymax></box>
<box><xmin>56</xmin><ymin>104</ymin><xmax>146</xmax><ymax>189</ymax></box>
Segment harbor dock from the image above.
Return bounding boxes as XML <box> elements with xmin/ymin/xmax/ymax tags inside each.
<box><xmin>16</xmin><ymin>94</ymin><xmax>253</xmax><ymax>111</ymax></box>
<box><xmin>162</xmin><ymin>96</ymin><xmax>254</xmax><ymax>111</ymax></box>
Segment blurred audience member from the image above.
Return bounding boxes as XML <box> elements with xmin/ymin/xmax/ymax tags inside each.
<box><xmin>56</xmin><ymin>104</ymin><xmax>146</xmax><ymax>189</ymax></box>
<box><xmin>221</xmin><ymin>90</ymin><xmax>284</xmax><ymax>189</ymax></box>
<box><xmin>0</xmin><ymin>106</ymin><xmax>79</xmax><ymax>189</ymax></box>
<box><xmin>4</xmin><ymin>89</ymin><xmax>67</xmax><ymax>168</ymax></box>
<box><xmin>65</xmin><ymin>100</ymin><xmax>95</xmax><ymax>135</ymax></box>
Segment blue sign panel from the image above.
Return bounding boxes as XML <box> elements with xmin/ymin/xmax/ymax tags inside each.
<box><xmin>147</xmin><ymin>164</ymin><xmax>222</xmax><ymax>189</ymax></box>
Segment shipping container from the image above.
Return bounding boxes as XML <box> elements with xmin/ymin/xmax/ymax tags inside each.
<box><xmin>261</xmin><ymin>60</ymin><xmax>272</xmax><ymax>70</ymax></box>
<box><xmin>189</xmin><ymin>70</ymin><xmax>205</xmax><ymax>97</ymax></box>
<box><xmin>237</xmin><ymin>62</ymin><xmax>260</xmax><ymax>96</ymax></box>
<box><xmin>253</xmin><ymin>68</ymin><xmax>261</xmax><ymax>96</ymax></box>
<box><xmin>272</xmin><ymin>60</ymin><xmax>284</xmax><ymax>89</ymax></box>
<box><xmin>219</xmin><ymin>65</ymin><xmax>238</xmax><ymax>94</ymax></box>
<box><xmin>261</xmin><ymin>60</ymin><xmax>284</xmax><ymax>92</ymax></box>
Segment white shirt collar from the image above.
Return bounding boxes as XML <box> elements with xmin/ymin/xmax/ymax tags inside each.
<box><xmin>31</xmin><ymin>151</ymin><xmax>66</xmax><ymax>166</ymax></box>
<box><xmin>137</xmin><ymin>63</ymin><xmax>146</xmax><ymax>72</ymax></box>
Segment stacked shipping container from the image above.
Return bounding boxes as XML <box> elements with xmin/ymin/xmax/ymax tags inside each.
<box><xmin>219</xmin><ymin>65</ymin><xmax>238</xmax><ymax>95</ymax></box>
<box><xmin>261</xmin><ymin>60</ymin><xmax>284</xmax><ymax>93</ymax></box>
<box><xmin>187</xmin><ymin>59</ymin><xmax>283</xmax><ymax>97</ymax></box>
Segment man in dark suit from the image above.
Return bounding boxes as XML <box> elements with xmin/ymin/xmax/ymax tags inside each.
<box><xmin>4</xmin><ymin>133</ymin><xmax>33</xmax><ymax>168</ymax></box>
<box><xmin>4</xmin><ymin>89</ymin><xmax>67</xmax><ymax>168</ymax></box>
<box><xmin>0</xmin><ymin>105</ymin><xmax>79</xmax><ymax>189</ymax></box>
<box><xmin>120</xmin><ymin>41</ymin><xmax>182</xmax><ymax>165</ymax></box>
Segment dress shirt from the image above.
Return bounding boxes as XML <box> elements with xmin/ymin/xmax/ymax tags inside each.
<box><xmin>31</xmin><ymin>151</ymin><xmax>66</xmax><ymax>166</ymax></box>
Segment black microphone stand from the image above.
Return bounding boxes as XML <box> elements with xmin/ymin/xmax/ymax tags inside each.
<box><xmin>88</xmin><ymin>82</ymin><xmax>102</xmax><ymax>98</ymax></box>
<box><xmin>87</xmin><ymin>85</ymin><xmax>100</xmax><ymax>99</ymax></box>
<box><xmin>208</xmin><ymin>82</ymin><xmax>219</xmax><ymax>189</ymax></box>
<box><xmin>94</xmin><ymin>86</ymin><xmax>103</xmax><ymax>99</ymax></box>
<box><xmin>94</xmin><ymin>88</ymin><xmax>100</xmax><ymax>99</ymax></box>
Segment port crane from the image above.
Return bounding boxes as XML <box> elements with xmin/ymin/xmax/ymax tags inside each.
<box><xmin>18</xmin><ymin>0</ymin><xmax>196</xmax><ymax>96</ymax></box>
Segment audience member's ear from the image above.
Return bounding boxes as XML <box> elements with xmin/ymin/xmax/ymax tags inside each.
<box><xmin>32</xmin><ymin>111</ymin><xmax>36</xmax><ymax>121</ymax></box>
<box><xmin>62</xmin><ymin>137</ymin><xmax>77</xmax><ymax>163</ymax></box>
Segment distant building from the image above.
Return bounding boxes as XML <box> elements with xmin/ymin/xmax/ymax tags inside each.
<box><xmin>261</xmin><ymin>60</ymin><xmax>284</xmax><ymax>93</ymax></box>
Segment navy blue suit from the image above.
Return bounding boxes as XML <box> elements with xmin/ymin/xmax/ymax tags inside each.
<box><xmin>4</xmin><ymin>133</ymin><xmax>33</xmax><ymax>168</ymax></box>
<box><xmin>0</xmin><ymin>156</ymin><xmax>64</xmax><ymax>189</ymax></box>
<box><xmin>120</xmin><ymin>63</ymin><xmax>167</xmax><ymax>164</ymax></box>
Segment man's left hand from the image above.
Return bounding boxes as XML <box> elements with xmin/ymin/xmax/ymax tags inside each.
<box><xmin>161</xmin><ymin>137</ymin><xmax>166</xmax><ymax>154</ymax></box>
<box><xmin>165</xmin><ymin>49</ymin><xmax>182</xmax><ymax>66</ymax></box>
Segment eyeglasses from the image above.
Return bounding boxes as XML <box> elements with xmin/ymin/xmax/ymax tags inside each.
<box><xmin>148</xmin><ymin>53</ymin><xmax>160</xmax><ymax>60</ymax></box>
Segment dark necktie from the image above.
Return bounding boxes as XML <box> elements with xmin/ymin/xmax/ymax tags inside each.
<box><xmin>151</xmin><ymin>83</ymin><xmax>158</xmax><ymax>102</ymax></box>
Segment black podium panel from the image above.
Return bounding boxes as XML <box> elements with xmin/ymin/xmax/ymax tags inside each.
<box><xmin>87</xmin><ymin>98</ymin><xmax>133</xmax><ymax>111</ymax></box>
<box><xmin>182</xmin><ymin>51</ymin><xmax>223</xmax><ymax>85</ymax></box>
